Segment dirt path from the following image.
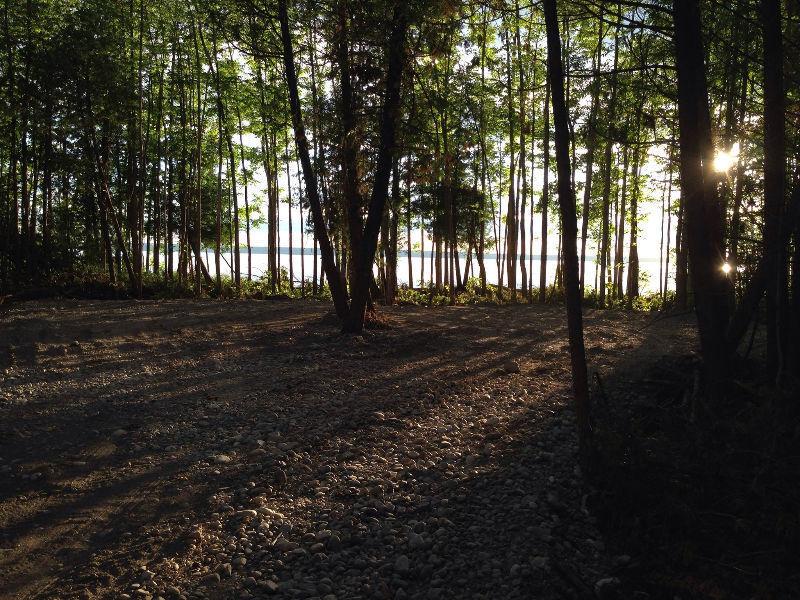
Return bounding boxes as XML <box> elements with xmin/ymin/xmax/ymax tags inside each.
<box><xmin>0</xmin><ymin>300</ymin><xmax>696</xmax><ymax>600</ymax></box>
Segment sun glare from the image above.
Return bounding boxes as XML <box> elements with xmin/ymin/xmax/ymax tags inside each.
<box><xmin>713</xmin><ymin>143</ymin><xmax>740</xmax><ymax>174</ymax></box>
<box><xmin>721</xmin><ymin>262</ymin><xmax>732</xmax><ymax>275</ymax></box>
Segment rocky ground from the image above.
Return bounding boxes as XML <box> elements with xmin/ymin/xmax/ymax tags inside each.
<box><xmin>0</xmin><ymin>299</ymin><xmax>696</xmax><ymax>600</ymax></box>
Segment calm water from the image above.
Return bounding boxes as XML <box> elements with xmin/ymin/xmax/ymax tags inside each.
<box><xmin>145</xmin><ymin>245</ymin><xmax>673</xmax><ymax>294</ymax></box>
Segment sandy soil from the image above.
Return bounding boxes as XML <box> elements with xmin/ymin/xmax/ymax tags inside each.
<box><xmin>0</xmin><ymin>299</ymin><xmax>696</xmax><ymax>600</ymax></box>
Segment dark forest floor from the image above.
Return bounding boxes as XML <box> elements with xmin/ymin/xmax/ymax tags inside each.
<box><xmin>0</xmin><ymin>299</ymin><xmax>716</xmax><ymax>599</ymax></box>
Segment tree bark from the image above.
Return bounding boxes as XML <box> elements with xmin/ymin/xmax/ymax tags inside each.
<box><xmin>673</xmin><ymin>0</ymin><xmax>731</xmax><ymax>384</ymax></box>
<box><xmin>278</xmin><ymin>0</ymin><xmax>349</xmax><ymax>319</ymax></box>
<box><xmin>760</xmin><ymin>0</ymin><xmax>786</xmax><ymax>378</ymax></box>
<box><xmin>544</xmin><ymin>0</ymin><xmax>592</xmax><ymax>460</ymax></box>
<box><xmin>579</xmin><ymin>18</ymin><xmax>601</xmax><ymax>295</ymax></box>
<box><xmin>598</xmin><ymin>19</ymin><xmax>620</xmax><ymax>307</ymax></box>
<box><xmin>343</xmin><ymin>1</ymin><xmax>409</xmax><ymax>333</ymax></box>
<box><xmin>539</xmin><ymin>81</ymin><xmax>551</xmax><ymax>302</ymax></box>
<box><xmin>505</xmin><ymin>25</ymin><xmax>517</xmax><ymax>301</ymax></box>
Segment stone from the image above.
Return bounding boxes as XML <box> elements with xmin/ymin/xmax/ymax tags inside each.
<box><xmin>274</xmin><ymin>538</ymin><xmax>299</xmax><ymax>552</ymax></box>
<box><xmin>530</xmin><ymin>556</ymin><xmax>549</xmax><ymax>569</ymax></box>
<box><xmin>612</xmin><ymin>554</ymin><xmax>631</xmax><ymax>567</ymax></box>
<box><xmin>546</xmin><ymin>491</ymin><xmax>564</xmax><ymax>511</ymax></box>
<box><xmin>408</xmin><ymin>532</ymin><xmax>425</xmax><ymax>550</ymax></box>
<box><xmin>326</xmin><ymin>534</ymin><xmax>341</xmax><ymax>551</ymax></box>
<box><xmin>213</xmin><ymin>455</ymin><xmax>232</xmax><ymax>464</ymax></box>
<box><xmin>262</xmin><ymin>581</ymin><xmax>279</xmax><ymax>594</ymax></box>
<box><xmin>595</xmin><ymin>577</ymin><xmax>621</xmax><ymax>600</ymax></box>
<box><xmin>258</xmin><ymin>507</ymin><xmax>285</xmax><ymax>519</ymax></box>
<box><xmin>200</xmin><ymin>573</ymin><xmax>221</xmax><ymax>586</ymax></box>
<box><xmin>503</xmin><ymin>360</ymin><xmax>521</xmax><ymax>374</ymax></box>
<box><xmin>394</xmin><ymin>554</ymin><xmax>410</xmax><ymax>574</ymax></box>
<box><xmin>275</xmin><ymin>469</ymin><xmax>287</xmax><ymax>486</ymax></box>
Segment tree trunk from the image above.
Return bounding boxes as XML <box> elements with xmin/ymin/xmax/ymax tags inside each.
<box><xmin>406</xmin><ymin>157</ymin><xmax>413</xmax><ymax>288</ymax></box>
<box><xmin>539</xmin><ymin>81</ymin><xmax>551</xmax><ymax>302</ymax></box>
<box><xmin>598</xmin><ymin>21</ymin><xmax>620</xmax><ymax>307</ymax></box>
<box><xmin>478</xmin><ymin>8</ymin><xmax>488</xmax><ymax>295</ymax></box>
<box><xmin>543</xmin><ymin>0</ymin><xmax>592</xmax><ymax>461</ymax></box>
<box><xmin>505</xmin><ymin>25</ymin><xmax>517</xmax><ymax>301</ymax></box>
<box><xmin>516</xmin><ymin>8</ymin><xmax>529</xmax><ymax>298</ymax></box>
<box><xmin>760</xmin><ymin>0</ymin><xmax>786</xmax><ymax>379</ymax></box>
<box><xmin>614</xmin><ymin>142</ymin><xmax>629</xmax><ymax>300</ymax></box>
<box><xmin>626</xmin><ymin>100</ymin><xmax>644</xmax><ymax>306</ymax></box>
<box><xmin>579</xmin><ymin>18</ymin><xmax>601</xmax><ymax>295</ymax></box>
<box><xmin>342</xmin><ymin>1</ymin><xmax>409</xmax><ymax>333</ymax></box>
<box><xmin>278</xmin><ymin>0</ymin><xmax>349</xmax><ymax>318</ymax></box>
<box><xmin>673</xmin><ymin>0</ymin><xmax>731</xmax><ymax>384</ymax></box>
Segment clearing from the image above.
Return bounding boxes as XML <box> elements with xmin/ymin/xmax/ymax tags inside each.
<box><xmin>0</xmin><ymin>300</ymin><xmax>695</xmax><ymax>600</ymax></box>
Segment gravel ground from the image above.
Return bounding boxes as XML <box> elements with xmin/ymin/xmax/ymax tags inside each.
<box><xmin>0</xmin><ymin>299</ymin><xmax>696</xmax><ymax>600</ymax></box>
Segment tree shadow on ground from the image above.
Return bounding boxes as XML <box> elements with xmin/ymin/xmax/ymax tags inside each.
<box><xmin>0</xmin><ymin>300</ymin><xmax>699</xmax><ymax>600</ymax></box>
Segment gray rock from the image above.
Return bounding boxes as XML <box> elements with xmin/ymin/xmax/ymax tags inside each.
<box><xmin>612</xmin><ymin>554</ymin><xmax>631</xmax><ymax>567</ymax></box>
<box><xmin>394</xmin><ymin>554</ymin><xmax>410</xmax><ymax>574</ymax></box>
<box><xmin>595</xmin><ymin>577</ymin><xmax>621</xmax><ymax>600</ymax></box>
<box><xmin>261</xmin><ymin>580</ymin><xmax>279</xmax><ymax>594</ymax></box>
<box><xmin>530</xmin><ymin>556</ymin><xmax>549</xmax><ymax>569</ymax></box>
<box><xmin>215</xmin><ymin>563</ymin><xmax>232</xmax><ymax>578</ymax></box>
<box><xmin>274</xmin><ymin>538</ymin><xmax>299</xmax><ymax>552</ymax></box>
<box><xmin>326</xmin><ymin>534</ymin><xmax>341</xmax><ymax>550</ymax></box>
<box><xmin>408</xmin><ymin>532</ymin><xmax>425</xmax><ymax>550</ymax></box>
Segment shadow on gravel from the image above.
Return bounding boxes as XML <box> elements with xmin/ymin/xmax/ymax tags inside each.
<box><xmin>589</xmin><ymin>348</ymin><xmax>800</xmax><ymax>600</ymax></box>
<box><xmin>0</xmin><ymin>300</ymin><xmax>706</xmax><ymax>600</ymax></box>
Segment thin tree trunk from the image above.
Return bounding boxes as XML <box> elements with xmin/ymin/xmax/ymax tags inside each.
<box><xmin>505</xmin><ymin>24</ymin><xmax>517</xmax><ymax>301</ymax></box>
<box><xmin>663</xmin><ymin>140</ymin><xmax>674</xmax><ymax>300</ymax></box>
<box><xmin>516</xmin><ymin>8</ymin><xmax>529</xmax><ymax>298</ymax></box>
<box><xmin>580</xmin><ymin>16</ymin><xmax>602</xmax><ymax>294</ymax></box>
<box><xmin>406</xmin><ymin>156</ymin><xmax>413</xmax><ymax>288</ymax></box>
<box><xmin>614</xmin><ymin>142</ymin><xmax>629</xmax><ymax>300</ymax></box>
<box><xmin>760</xmin><ymin>0</ymin><xmax>786</xmax><ymax>378</ymax></box>
<box><xmin>544</xmin><ymin>0</ymin><xmax>591</xmax><ymax>461</ymax></box>
<box><xmin>598</xmin><ymin>18</ymin><xmax>620</xmax><ymax>307</ymax></box>
<box><xmin>627</xmin><ymin>138</ymin><xmax>642</xmax><ymax>305</ymax></box>
<box><xmin>278</xmin><ymin>0</ymin><xmax>349</xmax><ymax>318</ymax></box>
<box><xmin>539</xmin><ymin>81</ymin><xmax>551</xmax><ymax>302</ymax></box>
<box><xmin>235</xmin><ymin>91</ymin><xmax>251</xmax><ymax>281</ymax></box>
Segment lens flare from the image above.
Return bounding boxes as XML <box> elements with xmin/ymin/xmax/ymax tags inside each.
<box><xmin>713</xmin><ymin>143</ymin><xmax>740</xmax><ymax>174</ymax></box>
<box><xmin>721</xmin><ymin>262</ymin><xmax>732</xmax><ymax>275</ymax></box>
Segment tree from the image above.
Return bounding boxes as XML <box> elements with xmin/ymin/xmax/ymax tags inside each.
<box><xmin>672</xmin><ymin>0</ymin><xmax>730</xmax><ymax>384</ymax></box>
<box><xmin>279</xmin><ymin>0</ymin><xmax>410</xmax><ymax>332</ymax></box>
<box><xmin>543</xmin><ymin>0</ymin><xmax>591</xmax><ymax>459</ymax></box>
